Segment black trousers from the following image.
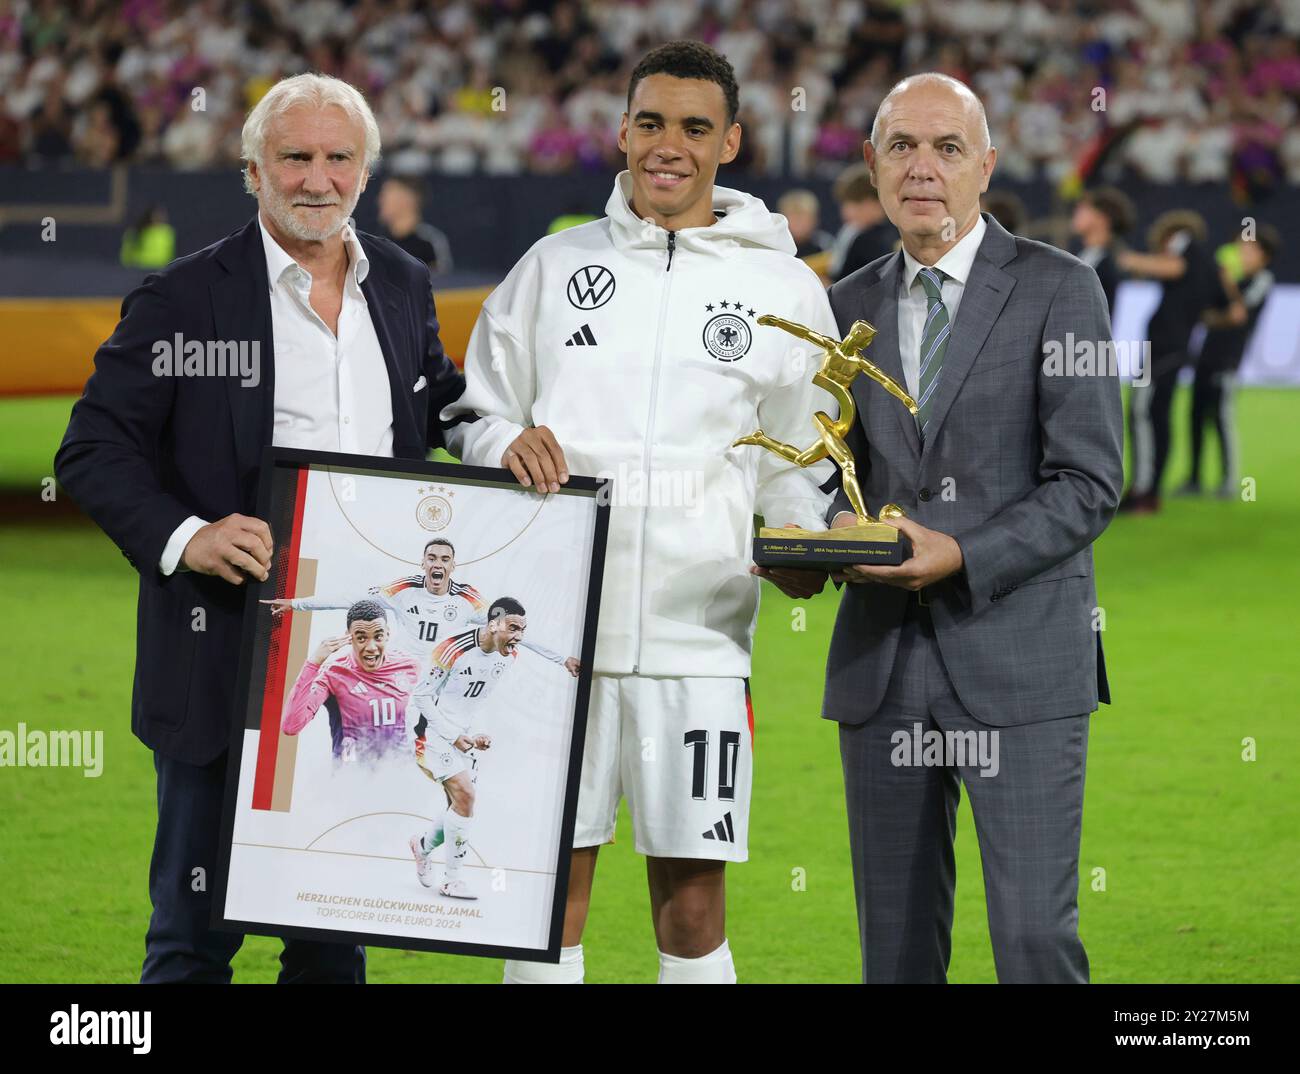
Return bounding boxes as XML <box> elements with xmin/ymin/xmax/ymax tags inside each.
<box><xmin>1128</xmin><ymin>349</ymin><xmax>1187</xmax><ymax>496</ymax></box>
<box><xmin>1189</xmin><ymin>359</ymin><xmax>1239</xmax><ymax>488</ymax></box>
<box><xmin>141</xmin><ymin>750</ymin><xmax>365</xmax><ymax>983</ymax></box>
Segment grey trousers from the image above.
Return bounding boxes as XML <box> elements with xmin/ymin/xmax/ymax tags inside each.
<box><xmin>838</xmin><ymin>600</ymin><xmax>1090</xmax><ymax>984</ymax></box>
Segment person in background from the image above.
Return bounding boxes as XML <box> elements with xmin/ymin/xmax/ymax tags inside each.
<box><xmin>1180</xmin><ymin>225</ymin><xmax>1279</xmax><ymax>498</ymax></box>
<box><xmin>828</xmin><ymin>164</ymin><xmax>896</xmax><ymax>282</ymax></box>
<box><xmin>120</xmin><ymin>204</ymin><xmax>176</xmax><ymax>269</ymax></box>
<box><xmin>1070</xmin><ymin>187</ymin><xmax>1136</xmax><ymax>316</ymax></box>
<box><xmin>980</xmin><ymin>188</ymin><xmax>1026</xmax><ymax>236</ymax></box>
<box><xmin>1118</xmin><ymin>210</ymin><xmax>1218</xmax><ymax>514</ymax></box>
<box><xmin>778</xmin><ymin>189</ymin><xmax>835</xmax><ymax>259</ymax></box>
<box><xmin>377</xmin><ymin>175</ymin><xmax>454</xmax><ymax>274</ymax></box>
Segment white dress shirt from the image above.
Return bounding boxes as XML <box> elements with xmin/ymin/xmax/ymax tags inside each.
<box><xmin>159</xmin><ymin>216</ymin><xmax>394</xmax><ymax>574</ymax></box>
<box><xmin>897</xmin><ymin>213</ymin><xmax>987</xmax><ymax>399</ymax></box>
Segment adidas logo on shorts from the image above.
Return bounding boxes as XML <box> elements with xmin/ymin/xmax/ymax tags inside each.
<box><xmin>702</xmin><ymin>811</ymin><xmax>735</xmax><ymax>843</ymax></box>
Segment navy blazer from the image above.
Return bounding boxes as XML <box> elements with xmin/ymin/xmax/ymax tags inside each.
<box><xmin>55</xmin><ymin>217</ymin><xmax>465</xmax><ymax>764</ymax></box>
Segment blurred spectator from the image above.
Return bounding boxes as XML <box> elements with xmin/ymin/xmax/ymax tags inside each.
<box><xmin>828</xmin><ymin>164</ymin><xmax>896</xmax><ymax>282</ymax></box>
<box><xmin>161</xmin><ymin>104</ymin><xmax>225</xmax><ymax>170</ymax></box>
<box><xmin>376</xmin><ymin>175</ymin><xmax>453</xmax><ymax>275</ymax></box>
<box><xmin>777</xmin><ymin>189</ymin><xmax>834</xmax><ymax>260</ymax></box>
<box><xmin>1070</xmin><ymin>186</ymin><xmax>1137</xmax><ymax>314</ymax></box>
<box><xmin>528</xmin><ymin>99</ymin><xmax>583</xmax><ymax>175</ymax></box>
<box><xmin>981</xmin><ymin>188</ymin><xmax>1027</xmax><ymax>235</ymax></box>
<box><xmin>74</xmin><ymin>53</ymin><xmax>142</xmax><ymax>165</ymax></box>
<box><xmin>809</xmin><ymin>102</ymin><xmax>861</xmax><ymax>178</ymax></box>
<box><xmin>1118</xmin><ymin>209</ymin><xmax>1220</xmax><ymax>514</ymax></box>
<box><xmin>28</xmin><ymin>79</ymin><xmax>74</xmax><ymax>162</ymax></box>
<box><xmin>1182</xmin><ymin>225</ymin><xmax>1280</xmax><ymax>498</ymax></box>
<box><xmin>0</xmin><ymin>0</ymin><xmax>1291</xmax><ymax>183</ymax></box>
<box><xmin>119</xmin><ymin>204</ymin><xmax>176</xmax><ymax>269</ymax></box>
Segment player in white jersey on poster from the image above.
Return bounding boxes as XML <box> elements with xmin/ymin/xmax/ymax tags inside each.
<box><xmin>263</xmin><ymin>537</ymin><xmax>486</xmax><ymax>646</ymax></box>
<box><xmin>408</xmin><ymin>597</ymin><xmax>578</xmax><ymax>899</ymax></box>
<box><xmin>265</xmin><ymin>533</ymin><xmax>578</xmax><ymax>676</ymax></box>
<box><xmin>442</xmin><ymin>41</ymin><xmax>835</xmax><ymax>983</ymax></box>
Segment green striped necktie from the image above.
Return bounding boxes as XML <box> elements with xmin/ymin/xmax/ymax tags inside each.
<box><xmin>916</xmin><ymin>266</ymin><xmax>950</xmax><ymax>440</ymax></box>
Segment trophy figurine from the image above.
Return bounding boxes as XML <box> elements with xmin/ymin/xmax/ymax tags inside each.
<box><xmin>733</xmin><ymin>315</ymin><xmax>918</xmax><ymax>568</ymax></box>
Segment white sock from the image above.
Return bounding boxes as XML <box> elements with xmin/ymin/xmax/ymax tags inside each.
<box><xmin>442</xmin><ymin>807</ymin><xmax>472</xmax><ymax>884</ymax></box>
<box><xmin>658</xmin><ymin>939</ymin><xmax>737</xmax><ymax>984</ymax></box>
<box><xmin>421</xmin><ymin>817</ymin><xmax>445</xmax><ymax>853</ymax></box>
<box><xmin>503</xmin><ymin>944</ymin><xmax>584</xmax><ymax>984</ymax></box>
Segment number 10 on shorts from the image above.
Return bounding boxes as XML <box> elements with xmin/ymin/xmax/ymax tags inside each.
<box><xmin>684</xmin><ymin>730</ymin><xmax>741</xmax><ymax>801</ymax></box>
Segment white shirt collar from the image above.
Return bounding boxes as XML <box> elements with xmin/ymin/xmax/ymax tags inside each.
<box><xmin>258</xmin><ymin>214</ymin><xmax>369</xmax><ymax>293</ymax></box>
<box><xmin>901</xmin><ymin>213</ymin><xmax>987</xmax><ymax>293</ymax></box>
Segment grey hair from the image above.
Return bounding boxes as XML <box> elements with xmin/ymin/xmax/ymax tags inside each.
<box><xmin>870</xmin><ymin>72</ymin><xmax>992</xmax><ymax>153</ymax></box>
<box><xmin>240</xmin><ymin>73</ymin><xmax>381</xmax><ymax>194</ymax></box>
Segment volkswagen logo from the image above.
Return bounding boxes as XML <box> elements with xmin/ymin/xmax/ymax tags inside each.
<box><xmin>567</xmin><ymin>265</ymin><xmax>616</xmax><ymax>310</ymax></box>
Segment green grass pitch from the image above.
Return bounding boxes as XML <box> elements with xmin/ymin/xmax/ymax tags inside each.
<box><xmin>1</xmin><ymin>390</ymin><xmax>1297</xmax><ymax>983</ymax></box>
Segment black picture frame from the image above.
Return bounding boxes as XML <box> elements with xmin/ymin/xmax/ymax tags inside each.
<box><xmin>211</xmin><ymin>447</ymin><xmax>609</xmax><ymax>962</ymax></box>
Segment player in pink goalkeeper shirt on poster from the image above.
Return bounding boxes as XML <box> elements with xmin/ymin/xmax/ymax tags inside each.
<box><xmin>282</xmin><ymin>599</ymin><xmax>421</xmax><ymax>764</ymax></box>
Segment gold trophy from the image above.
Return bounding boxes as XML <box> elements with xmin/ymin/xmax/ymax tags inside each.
<box><xmin>733</xmin><ymin>315</ymin><xmax>917</xmax><ymax>567</ymax></box>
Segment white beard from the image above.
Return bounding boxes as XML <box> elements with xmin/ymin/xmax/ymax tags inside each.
<box><xmin>258</xmin><ymin>177</ymin><xmax>362</xmax><ymax>243</ymax></box>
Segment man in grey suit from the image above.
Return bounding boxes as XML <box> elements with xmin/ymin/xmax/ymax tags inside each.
<box><xmin>820</xmin><ymin>74</ymin><xmax>1123</xmax><ymax>983</ymax></box>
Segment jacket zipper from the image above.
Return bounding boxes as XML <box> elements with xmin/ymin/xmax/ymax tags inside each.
<box><xmin>630</xmin><ymin>229</ymin><xmax>676</xmax><ymax>674</ymax></box>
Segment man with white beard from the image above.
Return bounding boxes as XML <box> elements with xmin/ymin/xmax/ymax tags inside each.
<box><xmin>55</xmin><ymin>73</ymin><xmax>463</xmax><ymax>983</ymax></box>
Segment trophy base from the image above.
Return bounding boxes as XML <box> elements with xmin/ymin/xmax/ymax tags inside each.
<box><xmin>754</xmin><ymin>524</ymin><xmax>908</xmax><ymax>568</ymax></box>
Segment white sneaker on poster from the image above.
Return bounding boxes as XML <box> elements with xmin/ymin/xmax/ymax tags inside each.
<box><xmin>439</xmin><ymin>878</ymin><xmax>477</xmax><ymax>900</ymax></box>
<box><xmin>409</xmin><ymin>834</ymin><xmax>435</xmax><ymax>888</ymax></box>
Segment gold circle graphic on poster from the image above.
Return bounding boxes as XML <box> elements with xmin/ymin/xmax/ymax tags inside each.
<box><xmin>415</xmin><ymin>494</ymin><xmax>452</xmax><ymax>532</ymax></box>
<box><xmin>325</xmin><ymin>468</ymin><xmax>549</xmax><ymax>567</ymax></box>
<box><xmin>302</xmin><ymin>811</ymin><xmax>491</xmax><ymax>868</ymax></box>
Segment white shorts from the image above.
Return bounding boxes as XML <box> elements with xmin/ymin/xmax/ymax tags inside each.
<box><xmin>414</xmin><ymin>732</ymin><xmax>476</xmax><ymax>784</ymax></box>
<box><xmin>573</xmin><ymin>674</ymin><xmax>753</xmax><ymax>861</ymax></box>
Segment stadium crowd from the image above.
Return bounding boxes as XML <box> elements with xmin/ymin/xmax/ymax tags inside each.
<box><xmin>2</xmin><ymin>0</ymin><xmax>1298</xmax><ymax>186</ymax></box>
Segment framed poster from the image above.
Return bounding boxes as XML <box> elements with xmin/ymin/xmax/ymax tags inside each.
<box><xmin>213</xmin><ymin>448</ymin><xmax>609</xmax><ymax>962</ymax></box>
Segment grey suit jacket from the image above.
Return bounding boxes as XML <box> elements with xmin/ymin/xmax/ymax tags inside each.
<box><xmin>822</xmin><ymin>214</ymin><xmax>1123</xmax><ymax>727</ymax></box>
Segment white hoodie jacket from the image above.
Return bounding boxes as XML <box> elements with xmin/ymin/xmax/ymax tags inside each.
<box><xmin>443</xmin><ymin>172</ymin><xmax>839</xmax><ymax>678</ymax></box>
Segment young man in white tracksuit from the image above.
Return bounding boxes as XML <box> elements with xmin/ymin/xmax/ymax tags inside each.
<box><xmin>442</xmin><ymin>41</ymin><xmax>837</xmax><ymax>984</ymax></box>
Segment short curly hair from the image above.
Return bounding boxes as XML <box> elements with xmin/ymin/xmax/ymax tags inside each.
<box><xmin>424</xmin><ymin>537</ymin><xmax>455</xmax><ymax>559</ymax></box>
<box><xmin>487</xmin><ymin>597</ymin><xmax>526</xmax><ymax>622</ymax></box>
<box><xmin>627</xmin><ymin>41</ymin><xmax>740</xmax><ymax>126</ymax></box>
<box><xmin>346</xmin><ymin>599</ymin><xmax>387</xmax><ymax>629</ymax></box>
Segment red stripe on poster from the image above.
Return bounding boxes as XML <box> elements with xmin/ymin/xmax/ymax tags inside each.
<box><xmin>251</xmin><ymin>466</ymin><xmax>310</xmax><ymax>810</ymax></box>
